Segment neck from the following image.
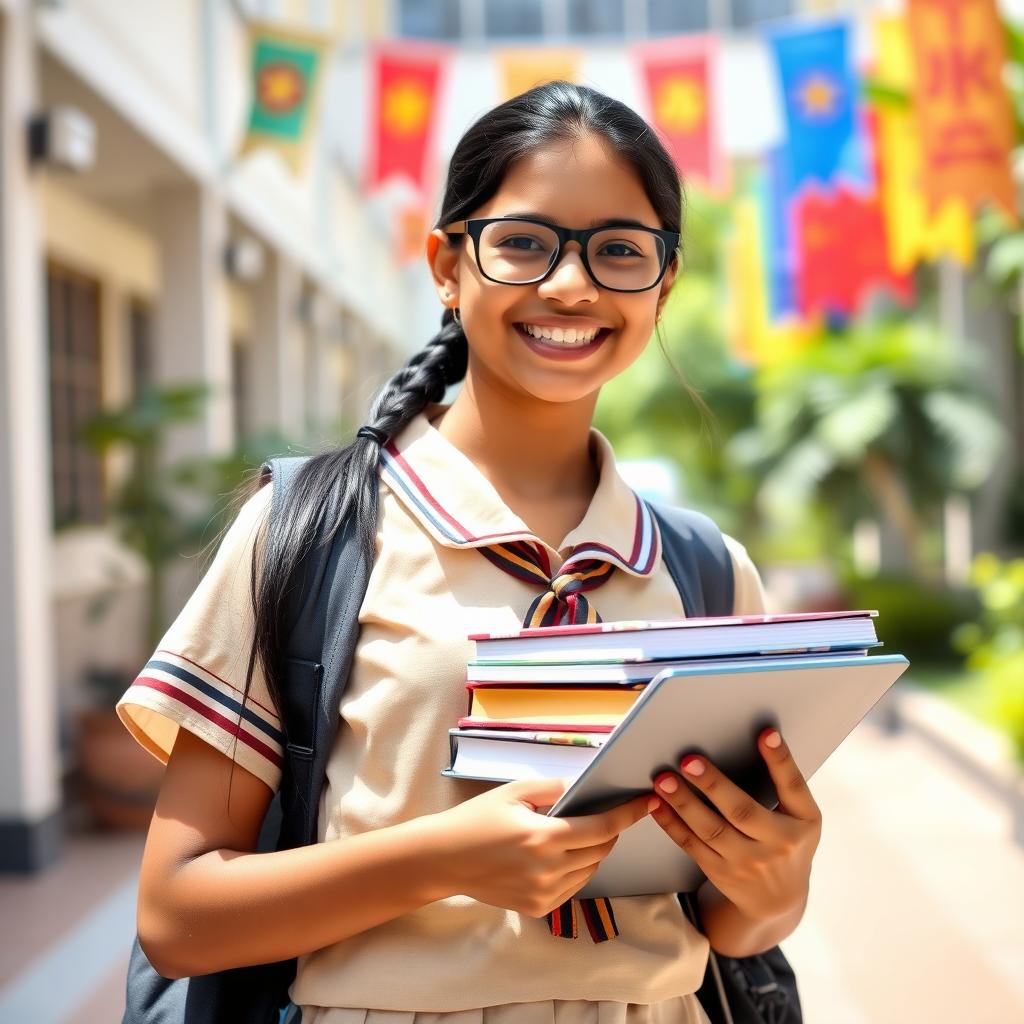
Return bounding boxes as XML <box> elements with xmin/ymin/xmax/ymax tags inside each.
<box><xmin>435</xmin><ymin>378</ymin><xmax>599</xmax><ymax>505</ymax></box>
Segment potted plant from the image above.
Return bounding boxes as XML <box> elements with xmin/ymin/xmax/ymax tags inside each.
<box><xmin>75</xmin><ymin>383</ymin><xmax>208</xmax><ymax>829</ymax></box>
<box><xmin>76</xmin><ymin>385</ymin><xmax>296</xmax><ymax>828</ymax></box>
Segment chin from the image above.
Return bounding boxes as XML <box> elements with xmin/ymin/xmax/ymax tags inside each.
<box><xmin>514</xmin><ymin>376</ymin><xmax>605</xmax><ymax>406</ymax></box>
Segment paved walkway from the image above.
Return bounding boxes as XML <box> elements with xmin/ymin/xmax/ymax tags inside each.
<box><xmin>1</xmin><ymin>711</ymin><xmax>1022</xmax><ymax>1022</ymax></box>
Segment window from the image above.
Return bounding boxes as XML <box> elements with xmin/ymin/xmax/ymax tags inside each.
<box><xmin>399</xmin><ymin>0</ymin><xmax>462</xmax><ymax>39</ymax></box>
<box><xmin>732</xmin><ymin>0</ymin><xmax>793</xmax><ymax>29</ymax></box>
<box><xmin>568</xmin><ymin>0</ymin><xmax>624</xmax><ymax>36</ymax></box>
<box><xmin>485</xmin><ymin>0</ymin><xmax>543</xmax><ymax>38</ymax></box>
<box><xmin>128</xmin><ymin>297</ymin><xmax>153</xmax><ymax>398</ymax></box>
<box><xmin>47</xmin><ymin>262</ymin><xmax>105</xmax><ymax>528</ymax></box>
<box><xmin>648</xmin><ymin>0</ymin><xmax>709</xmax><ymax>34</ymax></box>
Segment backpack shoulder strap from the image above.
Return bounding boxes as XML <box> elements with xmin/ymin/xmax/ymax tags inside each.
<box><xmin>259</xmin><ymin>456</ymin><xmax>371</xmax><ymax>850</ymax></box>
<box><xmin>647</xmin><ymin>502</ymin><xmax>735</xmax><ymax>618</ymax></box>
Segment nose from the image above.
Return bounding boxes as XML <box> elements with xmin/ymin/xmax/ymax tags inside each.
<box><xmin>536</xmin><ymin>243</ymin><xmax>599</xmax><ymax>304</ymax></box>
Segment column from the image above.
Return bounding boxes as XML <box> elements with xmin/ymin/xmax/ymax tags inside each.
<box><xmin>250</xmin><ymin>248</ymin><xmax>304</xmax><ymax>440</ymax></box>
<box><xmin>152</xmin><ymin>182</ymin><xmax>233</xmax><ymax>464</ymax></box>
<box><xmin>0</xmin><ymin>3</ymin><xmax>63</xmax><ymax>872</ymax></box>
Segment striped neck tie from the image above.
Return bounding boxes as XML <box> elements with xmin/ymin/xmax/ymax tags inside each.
<box><xmin>481</xmin><ymin>540</ymin><xmax>621</xmax><ymax>943</ymax></box>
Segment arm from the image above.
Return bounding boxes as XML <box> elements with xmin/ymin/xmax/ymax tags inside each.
<box><xmin>697</xmin><ymin>878</ymin><xmax>807</xmax><ymax>958</ymax></box>
<box><xmin>140</xmin><ymin>728</ymin><xmax>654</xmax><ymax>979</ymax></box>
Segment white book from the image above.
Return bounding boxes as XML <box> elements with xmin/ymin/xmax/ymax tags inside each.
<box><xmin>442</xmin><ymin>729</ymin><xmax>606</xmax><ymax>783</ymax></box>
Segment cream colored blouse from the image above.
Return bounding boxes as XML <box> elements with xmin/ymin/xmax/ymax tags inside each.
<box><xmin>118</xmin><ymin>409</ymin><xmax>767</xmax><ymax>1021</ymax></box>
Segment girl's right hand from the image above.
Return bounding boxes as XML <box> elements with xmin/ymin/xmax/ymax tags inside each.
<box><xmin>427</xmin><ymin>778</ymin><xmax>656</xmax><ymax>917</ymax></box>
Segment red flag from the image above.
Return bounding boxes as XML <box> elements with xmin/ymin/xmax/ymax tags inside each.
<box><xmin>633</xmin><ymin>36</ymin><xmax>727</xmax><ymax>194</ymax></box>
<box><xmin>907</xmin><ymin>0</ymin><xmax>1017</xmax><ymax>222</ymax></box>
<box><xmin>795</xmin><ymin>185</ymin><xmax>913</xmax><ymax>317</ymax></box>
<box><xmin>365</xmin><ymin>43</ymin><xmax>447</xmax><ymax>195</ymax></box>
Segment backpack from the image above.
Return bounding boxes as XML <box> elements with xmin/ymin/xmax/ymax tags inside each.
<box><xmin>123</xmin><ymin>456</ymin><xmax>800</xmax><ymax>1024</ymax></box>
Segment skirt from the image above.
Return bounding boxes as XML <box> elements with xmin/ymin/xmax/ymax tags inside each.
<box><xmin>294</xmin><ymin>998</ymin><xmax>710</xmax><ymax>1024</ymax></box>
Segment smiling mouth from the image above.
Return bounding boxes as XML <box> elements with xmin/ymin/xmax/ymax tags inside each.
<box><xmin>513</xmin><ymin>323</ymin><xmax>612</xmax><ymax>348</ymax></box>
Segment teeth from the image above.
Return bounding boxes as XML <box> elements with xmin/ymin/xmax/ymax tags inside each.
<box><xmin>521</xmin><ymin>323</ymin><xmax>601</xmax><ymax>345</ymax></box>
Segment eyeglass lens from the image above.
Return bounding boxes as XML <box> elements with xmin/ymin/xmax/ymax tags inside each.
<box><xmin>477</xmin><ymin>220</ymin><xmax>667</xmax><ymax>290</ymax></box>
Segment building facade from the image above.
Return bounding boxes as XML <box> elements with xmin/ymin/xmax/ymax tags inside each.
<box><xmin>0</xmin><ymin>0</ymin><xmax>409</xmax><ymax>871</ymax></box>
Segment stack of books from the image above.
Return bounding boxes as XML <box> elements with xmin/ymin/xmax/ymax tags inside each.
<box><xmin>442</xmin><ymin>609</ymin><xmax>885</xmax><ymax>784</ymax></box>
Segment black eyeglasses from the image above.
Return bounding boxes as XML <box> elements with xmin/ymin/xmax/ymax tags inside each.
<box><xmin>442</xmin><ymin>216</ymin><xmax>680</xmax><ymax>293</ymax></box>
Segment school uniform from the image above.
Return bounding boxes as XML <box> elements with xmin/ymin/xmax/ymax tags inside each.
<box><xmin>117</xmin><ymin>406</ymin><xmax>768</xmax><ymax>1023</ymax></box>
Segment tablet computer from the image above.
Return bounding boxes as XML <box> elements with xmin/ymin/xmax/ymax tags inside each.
<box><xmin>547</xmin><ymin>653</ymin><xmax>909</xmax><ymax>897</ymax></box>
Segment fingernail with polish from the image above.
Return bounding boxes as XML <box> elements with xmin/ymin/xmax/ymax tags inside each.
<box><xmin>681</xmin><ymin>756</ymin><xmax>705</xmax><ymax>777</ymax></box>
<box><xmin>656</xmin><ymin>774</ymin><xmax>678</xmax><ymax>793</ymax></box>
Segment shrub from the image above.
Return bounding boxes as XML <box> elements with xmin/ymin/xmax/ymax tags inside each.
<box><xmin>840</xmin><ymin>573</ymin><xmax>979</xmax><ymax>665</ymax></box>
<box><xmin>954</xmin><ymin>554</ymin><xmax>1024</xmax><ymax>764</ymax></box>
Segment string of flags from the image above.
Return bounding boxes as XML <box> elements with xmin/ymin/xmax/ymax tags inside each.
<box><xmin>237</xmin><ymin>2</ymin><xmax>1019</xmax><ymax>364</ymax></box>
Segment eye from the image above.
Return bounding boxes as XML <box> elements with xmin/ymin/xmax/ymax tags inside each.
<box><xmin>599</xmin><ymin>241</ymin><xmax>644</xmax><ymax>258</ymax></box>
<box><xmin>498</xmin><ymin>234</ymin><xmax>548</xmax><ymax>252</ymax></box>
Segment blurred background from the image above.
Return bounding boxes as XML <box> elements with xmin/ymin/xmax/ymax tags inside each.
<box><xmin>0</xmin><ymin>0</ymin><xmax>1022</xmax><ymax>1020</ymax></box>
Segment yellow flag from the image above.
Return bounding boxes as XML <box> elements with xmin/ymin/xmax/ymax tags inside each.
<box><xmin>873</xmin><ymin>16</ymin><xmax>975</xmax><ymax>271</ymax></box>
<box><xmin>727</xmin><ymin>194</ymin><xmax>815</xmax><ymax>367</ymax></box>
<box><xmin>498</xmin><ymin>49</ymin><xmax>580</xmax><ymax>102</ymax></box>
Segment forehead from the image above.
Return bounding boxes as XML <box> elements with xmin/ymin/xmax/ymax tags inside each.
<box><xmin>471</xmin><ymin>133</ymin><xmax>662</xmax><ymax>228</ymax></box>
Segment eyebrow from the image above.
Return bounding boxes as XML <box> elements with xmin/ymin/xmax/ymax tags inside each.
<box><xmin>499</xmin><ymin>212</ymin><xmax>656</xmax><ymax>230</ymax></box>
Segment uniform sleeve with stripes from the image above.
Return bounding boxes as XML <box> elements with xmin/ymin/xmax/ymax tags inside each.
<box><xmin>116</xmin><ymin>483</ymin><xmax>284</xmax><ymax>794</ymax></box>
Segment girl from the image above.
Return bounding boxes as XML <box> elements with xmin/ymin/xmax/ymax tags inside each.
<box><xmin>118</xmin><ymin>81</ymin><xmax>821</xmax><ymax>1023</ymax></box>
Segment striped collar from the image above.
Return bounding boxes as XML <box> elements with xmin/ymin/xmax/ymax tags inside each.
<box><xmin>379</xmin><ymin>406</ymin><xmax>660</xmax><ymax>577</ymax></box>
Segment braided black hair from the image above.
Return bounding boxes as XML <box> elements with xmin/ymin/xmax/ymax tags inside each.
<box><xmin>235</xmin><ymin>80</ymin><xmax>683</xmax><ymax>751</ymax></box>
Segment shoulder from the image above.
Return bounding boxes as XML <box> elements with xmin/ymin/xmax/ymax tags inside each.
<box><xmin>204</xmin><ymin>481</ymin><xmax>272</xmax><ymax>571</ymax></box>
<box><xmin>720</xmin><ymin>532</ymin><xmax>767</xmax><ymax>616</ymax></box>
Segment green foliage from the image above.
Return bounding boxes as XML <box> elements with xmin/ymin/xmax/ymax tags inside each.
<box><xmin>842</xmin><ymin>573</ymin><xmax>979</xmax><ymax>665</ymax></box>
<box><xmin>954</xmin><ymin>553</ymin><xmax>1024</xmax><ymax>764</ymax></box>
<box><xmin>729</xmin><ymin>316</ymin><xmax>1005</xmax><ymax>571</ymax></box>
<box><xmin>81</xmin><ymin>384</ymin><xmax>297</xmax><ymax>655</ymax></box>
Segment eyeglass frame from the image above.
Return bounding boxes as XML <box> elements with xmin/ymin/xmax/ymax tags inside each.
<box><xmin>441</xmin><ymin>216</ymin><xmax>681</xmax><ymax>294</ymax></box>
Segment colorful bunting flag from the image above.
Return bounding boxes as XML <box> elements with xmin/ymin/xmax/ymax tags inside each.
<box><xmin>395</xmin><ymin>204</ymin><xmax>429</xmax><ymax>265</ymax></box>
<box><xmin>873</xmin><ymin>15</ymin><xmax>976</xmax><ymax>270</ymax></box>
<box><xmin>762</xmin><ymin>147</ymin><xmax>800</xmax><ymax>320</ymax></box>
<box><xmin>498</xmin><ymin>49</ymin><xmax>580</xmax><ymax>102</ymax></box>
<box><xmin>238</xmin><ymin>21</ymin><xmax>333</xmax><ymax>175</ymax></box>
<box><xmin>906</xmin><ymin>0</ymin><xmax>1017</xmax><ymax>223</ymax></box>
<box><xmin>728</xmin><ymin>166</ymin><xmax>818</xmax><ymax>367</ymax></box>
<box><xmin>794</xmin><ymin>184</ymin><xmax>914</xmax><ymax>318</ymax></box>
<box><xmin>767</xmin><ymin>20</ymin><xmax>861</xmax><ymax>192</ymax></box>
<box><xmin>633</xmin><ymin>35</ymin><xmax>728</xmax><ymax>194</ymax></box>
<box><xmin>365</xmin><ymin>43</ymin><xmax>448</xmax><ymax>195</ymax></box>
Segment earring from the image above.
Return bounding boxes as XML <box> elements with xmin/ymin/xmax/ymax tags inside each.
<box><xmin>452</xmin><ymin>307</ymin><xmax>461</xmax><ymax>324</ymax></box>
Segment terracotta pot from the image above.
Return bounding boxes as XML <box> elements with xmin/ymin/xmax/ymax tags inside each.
<box><xmin>76</xmin><ymin>708</ymin><xmax>165</xmax><ymax>830</ymax></box>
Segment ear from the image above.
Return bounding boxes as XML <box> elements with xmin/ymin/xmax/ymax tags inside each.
<box><xmin>427</xmin><ymin>228</ymin><xmax>461</xmax><ymax>311</ymax></box>
<box><xmin>655</xmin><ymin>255</ymin><xmax>679</xmax><ymax>320</ymax></box>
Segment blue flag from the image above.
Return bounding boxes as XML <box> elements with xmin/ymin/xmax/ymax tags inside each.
<box><xmin>767</xmin><ymin>19</ymin><xmax>860</xmax><ymax>192</ymax></box>
<box><xmin>761</xmin><ymin>147</ymin><xmax>799</xmax><ymax>320</ymax></box>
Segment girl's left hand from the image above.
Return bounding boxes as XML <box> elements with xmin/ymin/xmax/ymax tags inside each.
<box><xmin>650</xmin><ymin>728</ymin><xmax>822</xmax><ymax>924</ymax></box>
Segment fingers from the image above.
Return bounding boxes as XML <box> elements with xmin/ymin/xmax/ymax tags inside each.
<box><xmin>562</xmin><ymin>835</ymin><xmax>617</xmax><ymax>872</ymax></box>
<box><xmin>561</xmin><ymin>792</ymin><xmax>657</xmax><ymax>850</ymax></box>
<box><xmin>649</xmin><ymin>796</ymin><xmax>717</xmax><ymax>867</ymax></box>
<box><xmin>504</xmin><ymin>776</ymin><xmax>572</xmax><ymax>812</ymax></box>
<box><xmin>543</xmin><ymin>863</ymin><xmax>601</xmax><ymax>916</ymax></box>
<box><xmin>654</xmin><ymin>752</ymin><xmax>774</xmax><ymax>845</ymax></box>
<box><xmin>758</xmin><ymin>729</ymin><xmax>821</xmax><ymax>823</ymax></box>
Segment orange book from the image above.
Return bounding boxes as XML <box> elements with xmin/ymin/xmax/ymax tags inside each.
<box><xmin>459</xmin><ymin>685</ymin><xmax>642</xmax><ymax>732</ymax></box>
